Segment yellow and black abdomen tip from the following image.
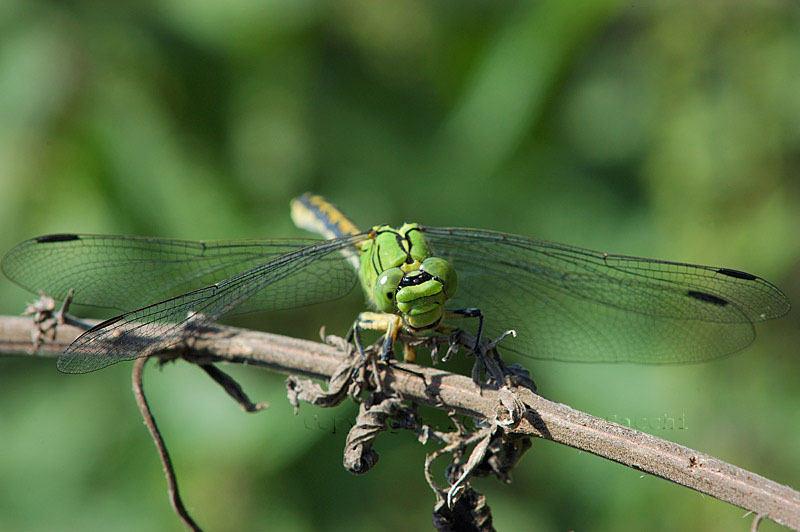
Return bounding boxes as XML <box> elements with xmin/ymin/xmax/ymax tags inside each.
<box><xmin>290</xmin><ymin>193</ymin><xmax>361</xmax><ymax>240</ymax></box>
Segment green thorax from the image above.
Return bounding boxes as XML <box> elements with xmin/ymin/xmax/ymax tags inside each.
<box><xmin>359</xmin><ymin>223</ymin><xmax>430</xmax><ymax>293</ymax></box>
<box><xmin>358</xmin><ymin>223</ymin><xmax>457</xmax><ymax>330</ymax></box>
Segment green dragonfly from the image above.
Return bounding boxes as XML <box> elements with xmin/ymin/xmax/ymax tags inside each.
<box><xmin>1</xmin><ymin>193</ymin><xmax>790</xmax><ymax>374</ymax></box>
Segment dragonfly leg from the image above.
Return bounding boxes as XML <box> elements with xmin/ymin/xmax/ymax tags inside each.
<box><xmin>436</xmin><ymin>311</ymin><xmax>522</xmax><ymax>386</ymax></box>
<box><xmin>345</xmin><ymin>312</ymin><xmax>403</xmax><ymax>392</ymax></box>
<box><xmin>444</xmin><ymin>308</ymin><xmax>484</xmax><ymax>355</ymax></box>
<box><xmin>355</xmin><ymin>311</ymin><xmax>402</xmax><ymax>361</ymax></box>
<box><xmin>426</xmin><ymin>325</ymin><xmax>460</xmax><ymax>362</ymax></box>
<box><xmin>345</xmin><ymin>319</ymin><xmax>376</xmax><ymax>387</ymax></box>
<box><xmin>347</xmin><ymin>320</ymin><xmax>368</xmax><ymax>361</ymax></box>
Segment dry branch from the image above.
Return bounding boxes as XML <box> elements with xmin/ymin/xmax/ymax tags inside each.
<box><xmin>0</xmin><ymin>314</ymin><xmax>798</xmax><ymax>530</ymax></box>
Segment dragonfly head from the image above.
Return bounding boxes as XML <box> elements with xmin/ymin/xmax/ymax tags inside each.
<box><xmin>373</xmin><ymin>257</ymin><xmax>457</xmax><ymax>330</ymax></box>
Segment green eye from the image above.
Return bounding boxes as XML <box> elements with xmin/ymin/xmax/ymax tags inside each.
<box><xmin>373</xmin><ymin>267</ymin><xmax>404</xmax><ymax>313</ymax></box>
<box><xmin>420</xmin><ymin>257</ymin><xmax>457</xmax><ymax>298</ymax></box>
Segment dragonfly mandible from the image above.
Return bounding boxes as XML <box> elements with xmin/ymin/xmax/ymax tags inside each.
<box><xmin>1</xmin><ymin>193</ymin><xmax>790</xmax><ymax>373</ymax></box>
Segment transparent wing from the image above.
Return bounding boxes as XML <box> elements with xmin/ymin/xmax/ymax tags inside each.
<box><xmin>53</xmin><ymin>234</ymin><xmax>365</xmax><ymax>373</ymax></box>
<box><xmin>422</xmin><ymin>227</ymin><xmax>790</xmax><ymax>363</ymax></box>
<box><xmin>1</xmin><ymin>234</ymin><xmax>323</xmax><ymax>313</ymax></box>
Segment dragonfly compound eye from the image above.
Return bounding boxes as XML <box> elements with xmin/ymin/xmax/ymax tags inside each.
<box><xmin>373</xmin><ymin>267</ymin><xmax>404</xmax><ymax>313</ymax></box>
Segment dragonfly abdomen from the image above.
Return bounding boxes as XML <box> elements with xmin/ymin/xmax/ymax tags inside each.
<box><xmin>291</xmin><ymin>193</ymin><xmax>362</xmax><ymax>271</ymax></box>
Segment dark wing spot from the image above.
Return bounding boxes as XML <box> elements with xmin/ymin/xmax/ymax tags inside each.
<box><xmin>687</xmin><ymin>290</ymin><xmax>729</xmax><ymax>306</ymax></box>
<box><xmin>36</xmin><ymin>234</ymin><xmax>80</xmax><ymax>243</ymax></box>
<box><xmin>86</xmin><ymin>314</ymin><xmax>125</xmax><ymax>333</ymax></box>
<box><xmin>718</xmin><ymin>268</ymin><xmax>757</xmax><ymax>281</ymax></box>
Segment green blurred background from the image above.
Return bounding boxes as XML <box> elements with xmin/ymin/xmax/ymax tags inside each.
<box><xmin>1</xmin><ymin>1</ymin><xmax>799</xmax><ymax>530</ymax></box>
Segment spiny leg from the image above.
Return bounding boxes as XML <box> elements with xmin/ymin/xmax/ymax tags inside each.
<box><xmin>437</xmin><ymin>308</ymin><xmax>485</xmax><ymax>362</ymax></box>
<box><xmin>444</xmin><ymin>308</ymin><xmax>484</xmax><ymax>355</ymax></box>
<box><xmin>351</xmin><ymin>312</ymin><xmax>431</xmax><ymax>383</ymax></box>
<box><xmin>424</xmin><ymin>323</ymin><xmax>461</xmax><ymax>363</ymax></box>
<box><xmin>355</xmin><ymin>311</ymin><xmax>403</xmax><ymax>361</ymax></box>
<box><xmin>344</xmin><ymin>318</ymin><xmax>374</xmax><ymax>388</ymax></box>
<box><xmin>439</xmin><ymin>309</ymin><xmax>519</xmax><ymax>386</ymax></box>
<box><xmin>343</xmin><ymin>312</ymin><xmax>402</xmax><ymax>390</ymax></box>
<box><xmin>345</xmin><ymin>319</ymin><xmax>368</xmax><ymax>361</ymax></box>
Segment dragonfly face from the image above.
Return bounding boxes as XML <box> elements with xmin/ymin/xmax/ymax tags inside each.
<box><xmin>360</xmin><ymin>224</ymin><xmax>458</xmax><ymax>331</ymax></box>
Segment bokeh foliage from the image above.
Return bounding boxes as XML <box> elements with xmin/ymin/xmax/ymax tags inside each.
<box><xmin>1</xmin><ymin>1</ymin><xmax>798</xmax><ymax>531</ymax></box>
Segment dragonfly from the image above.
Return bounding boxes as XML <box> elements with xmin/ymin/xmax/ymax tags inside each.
<box><xmin>1</xmin><ymin>193</ymin><xmax>790</xmax><ymax>374</ymax></box>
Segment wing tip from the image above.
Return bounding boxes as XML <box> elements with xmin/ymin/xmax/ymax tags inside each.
<box><xmin>56</xmin><ymin>353</ymin><xmax>92</xmax><ymax>374</ymax></box>
<box><xmin>57</xmin><ymin>350</ymin><xmax>119</xmax><ymax>374</ymax></box>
